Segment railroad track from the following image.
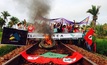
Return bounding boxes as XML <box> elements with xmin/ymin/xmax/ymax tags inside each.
<box><xmin>3</xmin><ymin>40</ymin><xmax>97</xmax><ymax>65</ymax></box>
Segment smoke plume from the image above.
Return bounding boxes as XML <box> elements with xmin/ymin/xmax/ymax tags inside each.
<box><xmin>14</xmin><ymin>0</ymin><xmax>50</xmax><ymax>22</ymax></box>
<box><xmin>14</xmin><ymin>0</ymin><xmax>53</xmax><ymax>35</ymax></box>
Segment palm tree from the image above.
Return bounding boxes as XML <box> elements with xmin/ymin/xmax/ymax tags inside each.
<box><xmin>87</xmin><ymin>5</ymin><xmax>100</xmax><ymax>28</ymax></box>
<box><xmin>1</xmin><ymin>11</ymin><xmax>10</xmax><ymax>22</ymax></box>
<box><xmin>10</xmin><ymin>16</ymin><xmax>19</xmax><ymax>25</ymax></box>
<box><xmin>8</xmin><ymin>16</ymin><xmax>19</xmax><ymax>27</ymax></box>
<box><xmin>7</xmin><ymin>21</ymin><xmax>13</xmax><ymax>28</ymax></box>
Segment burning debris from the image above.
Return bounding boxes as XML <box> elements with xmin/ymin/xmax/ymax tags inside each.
<box><xmin>44</xmin><ymin>34</ymin><xmax>52</xmax><ymax>45</ymax></box>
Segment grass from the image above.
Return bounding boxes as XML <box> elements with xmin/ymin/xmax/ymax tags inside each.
<box><xmin>96</xmin><ymin>38</ymin><xmax>107</xmax><ymax>43</ymax></box>
<box><xmin>0</xmin><ymin>45</ymin><xmax>17</xmax><ymax>56</ymax></box>
<box><xmin>0</xmin><ymin>32</ymin><xmax>4</xmax><ymax>48</ymax></box>
<box><xmin>0</xmin><ymin>31</ymin><xmax>17</xmax><ymax>56</ymax></box>
<box><xmin>0</xmin><ymin>32</ymin><xmax>2</xmax><ymax>41</ymax></box>
<box><xmin>96</xmin><ymin>38</ymin><xmax>107</xmax><ymax>56</ymax></box>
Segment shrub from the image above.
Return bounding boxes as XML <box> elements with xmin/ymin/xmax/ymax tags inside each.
<box><xmin>96</xmin><ymin>39</ymin><xmax>107</xmax><ymax>56</ymax></box>
<box><xmin>0</xmin><ymin>45</ymin><xmax>17</xmax><ymax>56</ymax></box>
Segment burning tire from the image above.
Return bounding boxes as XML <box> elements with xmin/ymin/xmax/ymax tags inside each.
<box><xmin>39</xmin><ymin>40</ymin><xmax>56</xmax><ymax>49</ymax></box>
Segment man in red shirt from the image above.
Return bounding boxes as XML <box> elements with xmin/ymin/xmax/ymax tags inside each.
<box><xmin>27</xmin><ymin>23</ymin><xmax>35</xmax><ymax>44</ymax></box>
<box><xmin>27</xmin><ymin>23</ymin><xmax>35</xmax><ymax>33</ymax></box>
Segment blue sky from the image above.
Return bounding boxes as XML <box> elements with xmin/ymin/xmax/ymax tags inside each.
<box><xmin>0</xmin><ymin>0</ymin><xmax>107</xmax><ymax>24</ymax></box>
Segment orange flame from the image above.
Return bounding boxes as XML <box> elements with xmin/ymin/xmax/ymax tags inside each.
<box><xmin>44</xmin><ymin>34</ymin><xmax>52</xmax><ymax>45</ymax></box>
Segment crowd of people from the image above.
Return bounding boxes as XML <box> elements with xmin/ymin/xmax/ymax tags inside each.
<box><xmin>50</xmin><ymin>22</ymin><xmax>86</xmax><ymax>33</ymax></box>
<box><xmin>3</xmin><ymin>21</ymin><xmax>95</xmax><ymax>52</ymax></box>
<box><xmin>10</xmin><ymin>22</ymin><xmax>35</xmax><ymax>33</ymax></box>
<box><xmin>5</xmin><ymin>21</ymin><xmax>86</xmax><ymax>34</ymax></box>
<box><xmin>50</xmin><ymin>21</ymin><xmax>96</xmax><ymax>52</ymax></box>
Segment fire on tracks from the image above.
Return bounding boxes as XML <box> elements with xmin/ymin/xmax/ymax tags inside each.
<box><xmin>3</xmin><ymin>40</ymin><xmax>97</xmax><ymax>65</ymax></box>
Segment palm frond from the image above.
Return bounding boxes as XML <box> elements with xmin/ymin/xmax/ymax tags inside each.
<box><xmin>87</xmin><ymin>5</ymin><xmax>100</xmax><ymax>16</ymax></box>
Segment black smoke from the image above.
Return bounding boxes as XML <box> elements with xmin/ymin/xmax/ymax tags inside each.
<box><xmin>14</xmin><ymin>0</ymin><xmax>53</xmax><ymax>35</ymax></box>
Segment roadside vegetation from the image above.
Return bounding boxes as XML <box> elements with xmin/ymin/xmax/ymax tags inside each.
<box><xmin>0</xmin><ymin>45</ymin><xmax>17</xmax><ymax>56</ymax></box>
<box><xmin>96</xmin><ymin>39</ymin><xmax>107</xmax><ymax>56</ymax></box>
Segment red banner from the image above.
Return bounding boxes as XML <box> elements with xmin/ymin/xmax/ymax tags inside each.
<box><xmin>21</xmin><ymin>51</ymin><xmax>83</xmax><ymax>64</ymax></box>
<box><xmin>84</xmin><ymin>28</ymin><xmax>94</xmax><ymax>46</ymax></box>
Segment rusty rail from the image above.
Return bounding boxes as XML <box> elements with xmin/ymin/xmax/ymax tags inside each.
<box><xmin>60</xmin><ymin>42</ymin><xmax>97</xmax><ymax>65</ymax></box>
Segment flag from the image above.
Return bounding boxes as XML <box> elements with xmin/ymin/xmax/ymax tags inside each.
<box><xmin>79</xmin><ymin>16</ymin><xmax>89</xmax><ymax>24</ymax></box>
<box><xmin>1</xmin><ymin>27</ymin><xmax>28</xmax><ymax>45</ymax></box>
<box><xmin>84</xmin><ymin>28</ymin><xmax>94</xmax><ymax>46</ymax></box>
<box><xmin>21</xmin><ymin>51</ymin><xmax>83</xmax><ymax>64</ymax></box>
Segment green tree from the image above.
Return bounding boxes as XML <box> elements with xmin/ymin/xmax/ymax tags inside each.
<box><xmin>10</xmin><ymin>16</ymin><xmax>19</xmax><ymax>24</ymax></box>
<box><xmin>8</xmin><ymin>16</ymin><xmax>19</xmax><ymax>27</ymax></box>
<box><xmin>96</xmin><ymin>24</ymin><xmax>104</xmax><ymax>38</ymax></box>
<box><xmin>1</xmin><ymin>11</ymin><xmax>10</xmax><ymax>22</ymax></box>
<box><xmin>0</xmin><ymin>17</ymin><xmax>5</xmax><ymax>29</ymax></box>
<box><xmin>103</xmin><ymin>23</ymin><xmax>107</xmax><ymax>36</ymax></box>
<box><xmin>7</xmin><ymin>21</ymin><xmax>13</xmax><ymax>27</ymax></box>
<box><xmin>87</xmin><ymin>5</ymin><xmax>100</xmax><ymax>29</ymax></box>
